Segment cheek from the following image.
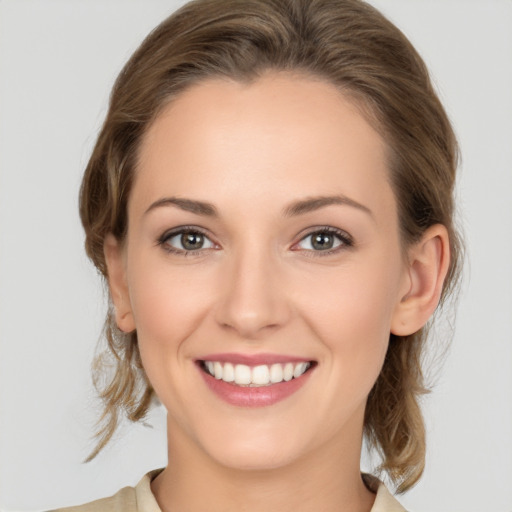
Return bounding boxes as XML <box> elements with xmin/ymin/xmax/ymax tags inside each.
<box><xmin>303</xmin><ymin>261</ymin><xmax>400</xmax><ymax>340</ymax></box>
<box><xmin>126</xmin><ymin>259</ymin><xmax>220</xmax><ymax>414</ymax></box>
<box><xmin>296</xmin><ymin>255</ymin><xmax>403</xmax><ymax>385</ymax></box>
<box><xmin>127</xmin><ymin>257</ymin><xmax>214</xmax><ymax>343</ymax></box>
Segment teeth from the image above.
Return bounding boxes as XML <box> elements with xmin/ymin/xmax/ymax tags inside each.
<box><xmin>293</xmin><ymin>362</ymin><xmax>308</xmax><ymax>378</ymax></box>
<box><xmin>203</xmin><ymin>360</ymin><xmax>311</xmax><ymax>386</ymax></box>
<box><xmin>214</xmin><ymin>362</ymin><xmax>223</xmax><ymax>380</ymax></box>
<box><xmin>270</xmin><ymin>363</ymin><xmax>283</xmax><ymax>383</ymax></box>
<box><xmin>252</xmin><ymin>365</ymin><xmax>270</xmax><ymax>385</ymax></box>
<box><xmin>283</xmin><ymin>362</ymin><xmax>294</xmax><ymax>381</ymax></box>
<box><xmin>234</xmin><ymin>364</ymin><xmax>251</xmax><ymax>385</ymax></box>
<box><xmin>223</xmin><ymin>362</ymin><xmax>235</xmax><ymax>382</ymax></box>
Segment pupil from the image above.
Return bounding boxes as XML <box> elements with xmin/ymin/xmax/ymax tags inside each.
<box><xmin>181</xmin><ymin>232</ymin><xmax>204</xmax><ymax>250</ymax></box>
<box><xmin>312</xmin><ymin>232</ymin><xmax>333</xmax><ymax>250</ymax></box>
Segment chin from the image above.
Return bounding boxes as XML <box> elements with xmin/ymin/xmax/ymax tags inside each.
<box><xmin>206</xmin><ymin>439</ymin><xmax>301</xmax><ymax>472</ymax></box>
<box><xmin>182</xmin><ymin>413</ymin><xmax>309</xmax><ymax>472</ymax></box>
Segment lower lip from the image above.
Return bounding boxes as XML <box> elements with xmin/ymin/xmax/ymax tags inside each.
<box><xmin>199</xmin><ymin>365</ymin><xmax>313</xmax><ymax>407</ymax></box>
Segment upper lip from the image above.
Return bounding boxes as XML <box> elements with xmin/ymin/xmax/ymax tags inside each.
<box><xmin>198</xmin><ymin>352</ymin><xmax>314</xmax><ymax>366</ymax></box>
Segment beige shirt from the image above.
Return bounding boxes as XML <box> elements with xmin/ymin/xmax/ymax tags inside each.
<box><xmin>54</xmin><ymin>469</ymin><xmax>406</xmax><ymax>512</ymax></box>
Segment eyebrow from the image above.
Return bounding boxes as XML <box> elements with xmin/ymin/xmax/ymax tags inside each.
<box><xmin>282</xmin><ymin>195</ymin><xmax>373</xmax><ymax>218</ymax></box>
<box><xmin>144</xmin><ymin>194</ymin><xmax>373</xmax><ymax>219</ymax></box>
<box><xmin>144</xmin><ymin>197</ymin><xmax>218</xmax><ymax>217</ymax></box>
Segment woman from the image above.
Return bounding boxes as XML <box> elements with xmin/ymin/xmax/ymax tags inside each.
<box><xmin>57</xmin><ymin>0</ymin><xmax>461</xmax><ymax>510</ymax></box>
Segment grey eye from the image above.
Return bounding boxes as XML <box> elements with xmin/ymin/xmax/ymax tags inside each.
<box><xmin>310</xmin><ymin>232</ymin><xmax>337</xmax><ymax>250</ymax></box>
<box><xmin>296</xmin><ymin>230</ymin><xmax>345</xmax><ymax>251</ymax></box>
<box><xmin>181</xmin><ymin>232</ymin><xmax>205</xmax><ymax>250</ymax></box>
<box><xmin>166</xmin><ymin>230</ymin><xmax>215</xmax><ymax>251</ymax></box>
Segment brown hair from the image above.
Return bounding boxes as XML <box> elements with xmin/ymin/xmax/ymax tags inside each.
<box><xmin>80</xmin><ymin>0</ymin><xmax>462</xmax><ymax>492</ymax></box>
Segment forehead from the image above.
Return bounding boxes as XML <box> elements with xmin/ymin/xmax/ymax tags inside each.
<box><xmin>134</xmin><ymin>72</ymin><xmax>395</xmax><ymax>221</ymax></box>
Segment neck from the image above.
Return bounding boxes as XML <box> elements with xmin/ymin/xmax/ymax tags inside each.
<box><xmin>151</xmin><ymin>416</ymin><xmax>375</xmax><ymax>512</ymax></box>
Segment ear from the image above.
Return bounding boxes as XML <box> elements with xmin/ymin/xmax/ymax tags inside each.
<box><xmin>104</xmin><ymin>233</ymin><xmax>136</xmax><ymax>333</ymax></box>
<box><xmin>391</xmin><ymin>224</ymin><xmax>450</xmax><ymax>336</ymax></box>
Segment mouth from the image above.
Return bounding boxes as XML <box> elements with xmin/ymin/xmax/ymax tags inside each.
<box><xmin>199</xmin><ymin>360</ymin><xmax>314</xmax><ymax>387</ymax></box>
<box><xmin>196</xmin><ymin>355</ymin><xmax>316</xmax><ymax>407</ymax></box>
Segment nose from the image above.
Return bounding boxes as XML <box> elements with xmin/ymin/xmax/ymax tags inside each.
<box><xmin>214</xmin><ymin>246</ymin><xmax>291</xmax><ymax>339</ymax></box>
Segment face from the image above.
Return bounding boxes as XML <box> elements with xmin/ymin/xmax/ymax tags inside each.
<box><xmin>107</xmin><ymin>73</ymin><xmax>412</xmax><ymax>471</ymax></box>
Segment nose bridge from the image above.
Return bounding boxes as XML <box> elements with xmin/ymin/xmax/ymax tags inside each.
<box><xmin>215</xmin><ymin>239</ymin><xmax>289</xmax><ymax>338</ymax></box>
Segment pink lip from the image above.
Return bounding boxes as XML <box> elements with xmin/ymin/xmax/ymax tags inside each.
<box><xmin>198</xmin><ymin>352</ymin><xmax>312</xmax><ymax>366</ymax></box>
<box><xmin>197</xmin><ymin>357</ymin><xmax>315</xmax><ymax>408</ymax></box>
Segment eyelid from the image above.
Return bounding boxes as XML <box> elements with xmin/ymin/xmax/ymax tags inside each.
<box><xmin>157</xmin><ymin>225</ymin><xmax>219</xmax><ymax>255</ymax></box>
<box><xmin>156</xmin><ymin>224</ymin><xmax>353</xmax><ymax>257</ymax></box>
<box><xmin>291</xmin><ymin>226</ymin><xmax>354</xmax><ymax>254</ymax></box>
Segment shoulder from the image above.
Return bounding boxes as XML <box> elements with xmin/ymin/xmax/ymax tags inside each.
<box><xmin>364</xmin><ymin>474</ymin><xmax>408</xmax><ymax>512</ymax></box>
<box><xmin>51</xmin><ymin>469</ymin><xmax>163</xmax><ymax>512</ymax></box>
<box><xmin>372</xmin><ymin>484</ymin><xmax>408</xmax><ymax>512</ymax></box>
<box><xmin>51</xmin><ymin>486</ymin><xmax>136</xmax><ymax>512</ymax></box>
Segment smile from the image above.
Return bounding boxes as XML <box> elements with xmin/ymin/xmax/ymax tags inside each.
<box><xmin>197</xmin><ymin>355</ymin><xmax>316</xmax><ymax>407</ymax></box>
<box><xmin>201</xmin><ymin>360</ymin><xmax>312</xmax><ymax>387</ymax></box>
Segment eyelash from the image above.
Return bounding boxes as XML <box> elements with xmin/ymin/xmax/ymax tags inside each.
<box><xmin>292</xmin><ymin>226</ymin><xmax>354</xmax><ymax>257</ymax></box>
<box><xmin>157</xmin><ymin>225</ymin><xmax>216</xmax><ymax>256</ymax></box>
<box><xmin>156</xmin><ymin>225</ymin><xmax>354</xmax><ymax>257</ymax></box>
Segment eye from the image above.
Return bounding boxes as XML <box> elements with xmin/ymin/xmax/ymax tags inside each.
<box><xmin>294</xmin><ymin>227</ymin><xmax>353</xmax><ymax>253</ymax></box>
<box><xmin>158</xmin><ymin>228</ymin><xmax>216</xmax><ymax>254</ymax></box>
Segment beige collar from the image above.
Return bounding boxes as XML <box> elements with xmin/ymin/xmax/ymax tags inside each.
<box><xmin>135</xmin><ymin>469</ymin><xmax>406</xmax><ymax>512</ymax></box>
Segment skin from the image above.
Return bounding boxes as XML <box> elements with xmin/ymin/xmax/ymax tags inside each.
<box><xmin>105</xmin><ymin>72</ymin><xmax>450</xmax><ymax>512</ymax></box>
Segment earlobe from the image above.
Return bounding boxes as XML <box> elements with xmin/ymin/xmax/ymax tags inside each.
<box><xmin>391</xmin><ymin>224</ymin><xmax>450</xmax><ymax>336</ymax></box>
<box><xmin>104</xmin><ymin>233</ymin><xmax>136</xmax><ymax>333</ymax></box>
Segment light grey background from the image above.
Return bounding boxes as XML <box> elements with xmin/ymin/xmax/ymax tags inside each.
<box><xmin>0</xmin><ymin>1</ymin><xmax>511</xmax><ymax>511</ymax></box>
